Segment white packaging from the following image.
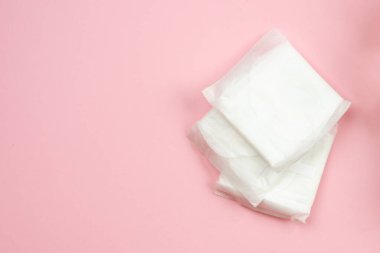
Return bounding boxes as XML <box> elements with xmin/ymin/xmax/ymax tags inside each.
<box><xmin>189</xmin><ymin>109</ymin><xmax>336</xmax><ymax>210</ymax></box>
<box><xmin>189</xmin><ymin>109</ymin><xmax>280</xmax><ymax>206</ymax></box>
<box><xmin>203</xmin><ymin>30</ymin><xmax>349</xmax><ymax>168</ymax></box>
<box><xmin>215</xmin><ymin>129</ymin><xmax>336</xmax><ymax>223</ymax></box>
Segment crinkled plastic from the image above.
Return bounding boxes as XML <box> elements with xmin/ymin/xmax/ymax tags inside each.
<box><xmin>189</xmin><ymin>109</ymin><xmax>336</xmax><ymax>210</ymax></box>
<box><xmin>189</xmin><ymin>109</ymin><xmax>280</xmax><ymax>206</ymax></box>
<box><xmin>202</xmin><ymin>30</ymin><xmax>350</xmax><ymax>168</ymax></box>
<box><xmin>215</xmin><ymin>129</ymin><xmax>336</xmax><ymax>223</ymax></box>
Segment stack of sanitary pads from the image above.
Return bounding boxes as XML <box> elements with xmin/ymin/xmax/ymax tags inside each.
<box><xmin>189</xmin><ymin>31</ymin><xmax>350</xmax><ymax>223</ymax></box>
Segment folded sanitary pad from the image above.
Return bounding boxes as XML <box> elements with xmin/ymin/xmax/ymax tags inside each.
<box><xmin>215</xmin><ymin>129</ymin><xmax>336</xmax><ymax>223</ymax></box>
<box><xmin>190</xmin><ymin>109</ymin><xmax>336</xmax><ymax>213</ymax></box>
<box><xmin>203</xmin><ymin>30</ymin><xmax>350</xmax><ymax>168</ymax></box>
<box><xmin>189</xmin><ymin>30</ymin><xmax>350</xmax><ymax>222</ymax></box>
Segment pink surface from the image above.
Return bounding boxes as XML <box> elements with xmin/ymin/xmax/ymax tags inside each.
<box><xmin>0</xmin><ymin>0</ymin><xmax>379</xmax><ymax>252</ymax></box>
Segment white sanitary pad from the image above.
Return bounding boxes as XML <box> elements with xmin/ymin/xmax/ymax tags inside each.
<box><xmin>189</xmin><ymin>30</ymin><xmax>350</xmax><ymax>222</ymax></box>
<box><xmin>203</xmin><ymin>30</ymin><xmax>350</xmax><ymax>168</ymax></box>
<box><xmin>215</xmin><ymin>128</ymin><xmax>336</xmax><ymax>223</ymax></box>
<box><xmin>189</xmin><ymin>109</ymin><xmax>336</xmax><ymax>217</ymax></box>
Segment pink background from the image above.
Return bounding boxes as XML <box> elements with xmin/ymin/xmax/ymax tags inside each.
<box><xmin>1</xmin><ymin>0</ymin><xmax>380</xmax><ymax>252</ymax></box>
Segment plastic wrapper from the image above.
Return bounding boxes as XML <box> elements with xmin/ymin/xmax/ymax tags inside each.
<box><xmin>189</xmin><ymin>109</ymin><xmax>336</xmax><ymax>211</ymax></box>
<box><xmin>202</xmin><ymin>30</ymin><xmax>350</xmax><ymax>168</ymax></box>
<box><xmin>215</xmin><ymin>128</ymin><xmax>336</xmax><ymax>223</ymax></box>
<box><xmin>189</xmin><ymin>109</ymin><xmax>280</xmax><ymax>206</ymax></box>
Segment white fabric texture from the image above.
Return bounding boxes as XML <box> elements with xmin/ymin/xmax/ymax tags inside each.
<box><xmin>202</xmin><ymin>30</ymin><xmax>350</xmax><ymax>168</ymax></box>
<box><xmin>215</xmin><ymin>129</ymin><xmax>336</xmax><ymax>223</ymax></box>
